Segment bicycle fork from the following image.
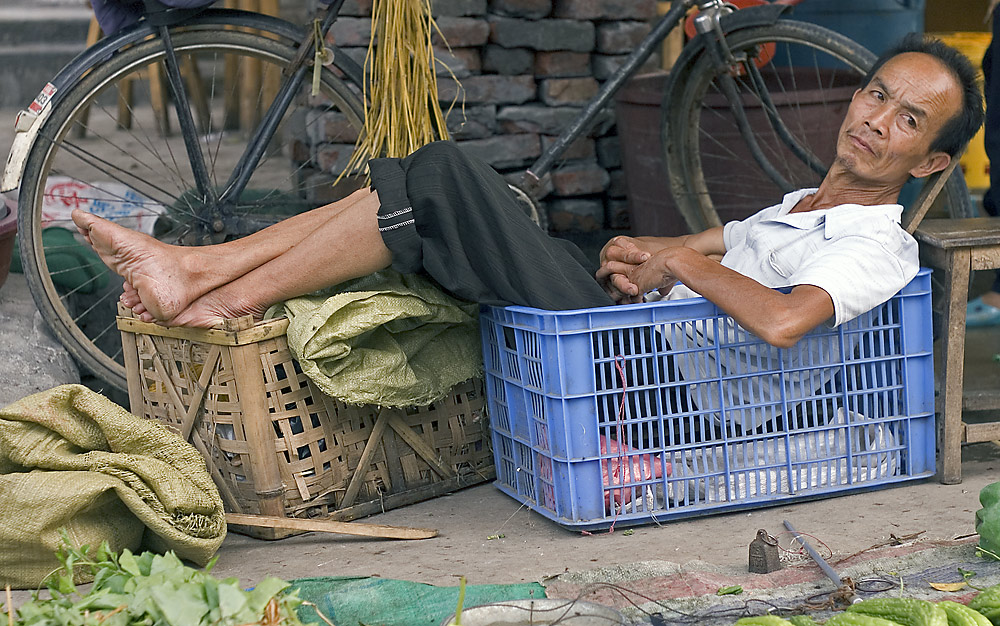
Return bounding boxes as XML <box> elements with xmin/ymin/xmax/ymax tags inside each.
<box><xmin>150</xmin><ymin>0</ymin><xmax>347</xmax><ymax>242</ymax></box>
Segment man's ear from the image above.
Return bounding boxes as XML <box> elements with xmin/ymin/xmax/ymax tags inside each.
<box><xmin>909</xmin><ymin>151</ymin><xmax>951</xmax><ymax>179</ymax></box>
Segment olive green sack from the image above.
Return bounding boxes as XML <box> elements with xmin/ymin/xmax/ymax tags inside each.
<box><xmin>0</xmin><ymin>385</ymin><xmax>226</xmax><ymax>589</ymax></box>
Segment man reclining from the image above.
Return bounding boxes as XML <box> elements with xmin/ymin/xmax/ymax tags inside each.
<box><xmin>71</xmin><ymin>35</ymin><xmax>983</xmax><ymax>350</ymax></box>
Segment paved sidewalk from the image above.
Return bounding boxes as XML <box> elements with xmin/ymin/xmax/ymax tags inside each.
<box><xmin>2</xmin><ymin>102</ymin><xmax>999</xmax><ymax>602</ymax></box>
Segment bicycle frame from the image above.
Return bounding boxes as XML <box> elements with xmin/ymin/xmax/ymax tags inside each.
<box><xmin>2</xmin><ymin>1</ymin><xmax>365</xmax><ymax>218</ymax></box>
<box><xmin>521</xmin><ymin>0</ymin><xmax>791</xmax><ymax>197</ymax></box>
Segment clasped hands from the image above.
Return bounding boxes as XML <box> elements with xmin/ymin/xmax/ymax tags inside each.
<box><xmin>596</xmin><ymin>236</ymin><xmax>680</xmax><ymax>305</ymax></box>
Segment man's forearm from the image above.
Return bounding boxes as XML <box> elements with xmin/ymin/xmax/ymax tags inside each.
<box><xmin>633</xmin><ymin>226</ymin><xmax>725</xmax><ymax>258</ymax></box>
<box><xmin>646</xmin><ymin>247</ymin><xmax>835</xmax><ymax>348</ymax></box>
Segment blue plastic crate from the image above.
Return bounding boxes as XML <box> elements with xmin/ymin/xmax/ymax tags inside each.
<box><xmin>480</xmin><ymin>269</ymin><xmax>935</xmax><ymax>529</ymax></box>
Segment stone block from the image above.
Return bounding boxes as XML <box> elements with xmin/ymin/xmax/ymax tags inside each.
<box><xmin>607</xmin><ymin>198</ymin><xmax>631</xmax><ymax>230</ymax></box>
<box><xmin>607</xmin><ymin>166</ymin><xmax>627</xmax><ymax>198</ymax></box>
<box><xmin>596</xmin><ymin>135</ymin><xmax>621</xmax><ymax>168</ymax></box>
<box><xmin>339</xmin><ymin>0</ymin><xmax>373</xmax><ymax>16</ymax></box>
<box><xmin>550</xmin><ymin>159</ymin><xmax>609</xmax><ymax>196</ymax></box>
<box><xmin>432</xmin><ymin>0</ymin><xmax>488</xmax><ymax>16</ymax></box>
<box><xmin>490</xmin><ymin>17</ymin><xmax>594</xmax><ymax>52</ymax></box>
<box><xmin>457</xmin><ymin>133</ymin><xmax>542</xmax><ymax>169</ymax></box>
<box><xmin>547</xmin><ymin>197</ymin><xmax>604</xmax><ymax>232</ymax></box>
<box><xmin>497</xmin><ymin>104</ymin><xmax>613</xmax><ymax>135</ymax></box>
<box><xmin>435</xmin><ymin>47</ymin><xmax>483</xmax><ymax>78</ymax></box>
<box><xmin>301</xmin><ymin>170</ymin><xmax>367</xmax><ymax>205</ymax></box>
<box><xmin>438</xmin><ymin>74</ymin><xmax>536</xmax><ymax>105</ymax></box>
<box><xmin>445</xmin><ymin>104</ymin><xmax>498</xmax><ymax>139</ymax></box>
<box><xmin>337</xmin><ymin>47</ymin><xmax>368</xmax><ymax>69</ymax></box>
<box><xmin>0</xmin><ymin>275</ymin><xmax>80</xmax><ymax>408</ymax></box>
<box><xmin>433</xmin><ymin>16</ymin><xmax>491</xmax><ymax>47</ymax></box>
<box><xmin>483</xmin><ymin>45</ymin><xmax>534</xmax><ymax>75</ymax></box>
<box><xmin>596</xmin><ymin>21</ymin><xmax>651</xmax><ymax>54</ymax></box>
<box><xmin>330</xmin><ymin>17</ymin><xmax>372</xmax><ymax>48</ymax></box>
<box><xmin>592</xmin><ymin>53</ymin><xmax>659</xmax><ymax>80</ymax></box>
<box><xmin>314</xmin><ymin>142</ymin><xmax>359</xmax><ymax>176</ymax></box>
<box><xmin>541</xmin><ymin>135</ymin><xmax>595</xmax><ymax>161</ymax></box>
<box><xmin>539</xmin><ymin>77</ymin><xmax>598</xmax><ymax>106</ymax></box>
<box><xmin>306</xmin><ymin>109</ymin><xmax>362</xmax><ymax>145</ymax></box>
<box><xmin>552</xmin><ymin>0</ymin><xmax>656</xmax><ymax>20</ymax></box>
<box><xmin>488</xmin><ymin>0</ymin><xmax>552</xmax><ymax>18</ymax></box>
<box><xmin>534</xmin><ymin>51</ymin><xmax>590</xmax><ymax>78</ymax></box>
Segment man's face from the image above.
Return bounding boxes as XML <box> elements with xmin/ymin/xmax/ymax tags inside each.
<box><xmin>834</xmin><ymin>52</ymin><xmax>962</xmax><ymax>185</ymax></box>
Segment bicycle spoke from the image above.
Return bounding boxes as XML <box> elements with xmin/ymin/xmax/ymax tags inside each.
<box><xmin>43</xmin><ymin>136</ymin><xmax>189</xmax><ymax>211</ymax></box>
<box><xmin>21</xmin><ymin>25</ymin><xmax>365</xmax><ymax>390</ymax></box>
<box><xmin>99</xmin><ymin>75</ymin><xmax>196</xmax><ymax>200</ymax></box>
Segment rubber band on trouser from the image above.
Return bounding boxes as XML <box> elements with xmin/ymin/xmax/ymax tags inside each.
<box><xmin>369</xmin><ymin>141</ymin><xmax>615</xmax><ymax>311</ymax></box>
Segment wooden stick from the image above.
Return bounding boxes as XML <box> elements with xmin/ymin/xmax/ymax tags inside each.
<box><xmin>179</xmin><ymin>344</ymin><xmax>222</xmax><ymax>441</ymax></box>
<box><xmin>386</xmin><ymin>413</ymin><xmax>453</xmax><ymax>480</ymax></box>
<box><xmin>225</xmin><ymin>513</ymin><xmax>438</xmax><ymax>540</ymax></box>
<box><xmin>340</xmin><ymin>410</ymin><xmax>390</xmax><ymax>508</ymax></box>
<box><xmin>903</xmin><ymin>156</ymin><xmax>961</xmax><ymax>234</ymax></box>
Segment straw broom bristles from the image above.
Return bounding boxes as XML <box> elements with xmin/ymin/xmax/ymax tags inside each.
<box><xmin>340</xmin><ymin>0</ymin><xmax>454</xmax><ymax>183</ymax></box>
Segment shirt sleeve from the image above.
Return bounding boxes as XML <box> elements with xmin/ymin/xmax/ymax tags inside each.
<box><xmin>723</xmin><ymin>218</ymin><xmax>749</xmax><ymax>252</ymax></box>
<box><xmin>788</xmin><ymin>232</ymin><xmax>919</xmax><ymax>327</ymax></box>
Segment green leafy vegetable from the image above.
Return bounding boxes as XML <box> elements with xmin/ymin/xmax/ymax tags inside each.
<box><xmin>717</xmin><ymin>585</ymin><xmax>744</xmax><ymax>596</ymax></box>
<box><xmin>4</xmin><ymin>531</ymin><xmax>315</xmax><ymax>626</ymax></box>
<box><xmin>976</xmin><ymin>481</ymin><xmax>1000</xmax><ymax>559</ymax></box>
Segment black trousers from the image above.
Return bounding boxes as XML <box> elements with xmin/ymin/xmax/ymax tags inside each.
<box><xmin>369</xmin><ymin>141</ymin><xmax>615</xmax><ymax>311</ymax></box>
<box><xmin>983</xmin><ymin>12</ymin><xmax>1000</xmax><ymax>292</ymax></box>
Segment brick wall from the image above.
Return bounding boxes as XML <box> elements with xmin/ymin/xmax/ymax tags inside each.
<box><xmin>309</xmin><ymin>0</ymin><xmax>660</xmax><ymax>232</ymax></box>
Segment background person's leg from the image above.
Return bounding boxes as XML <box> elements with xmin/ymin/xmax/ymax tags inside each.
<box><xmin>970</xmin><ymin>8</ymin><xmax>1000</xmax><ymax>326</ymax></box>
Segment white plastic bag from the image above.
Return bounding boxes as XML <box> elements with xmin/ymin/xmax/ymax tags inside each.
<box><xmin>40</xmin><ymin>177</ymin><xmax>163</xmax><ymax>235</ymax></box>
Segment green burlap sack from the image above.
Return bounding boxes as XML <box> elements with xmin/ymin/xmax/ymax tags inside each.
<box><xmin>0</xmin><ymin>385</ymin><xmax>226</xmax><ymax>589</ymax></box>
<box><xmin>270</xmin><ymin>270</ymin><xmax>481</xmax><ymax>408</ymax></box>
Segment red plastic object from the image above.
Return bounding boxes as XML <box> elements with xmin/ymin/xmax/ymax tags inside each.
<box><xmin>0</xmin><ymin>199</ymin><xmax>16</xmax><ymax>290</ymax></box>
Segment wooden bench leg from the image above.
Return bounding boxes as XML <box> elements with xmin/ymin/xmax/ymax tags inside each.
<box><xmin>939</xmin><ymin>248</ymin><xmax>971</xmax><ymax>484</ymax></box>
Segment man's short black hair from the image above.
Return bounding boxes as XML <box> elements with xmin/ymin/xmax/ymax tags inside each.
<box><xmin>860</xmin><ymin>33</ymin><xmax>984</xmax><ymax>157</ymax></box>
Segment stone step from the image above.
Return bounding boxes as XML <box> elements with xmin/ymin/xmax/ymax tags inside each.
<box><xmin>0</xmin><ymin>7</ymin><xmax>91</xmax><ymax>108</ymax></box>
<box><xmin>0</xmin><ymin>45</ymin><xmax>88</xmax><ymax>109</ymax></box>
<box><xmin>0</xmin><ymin>6</ymin><xmax>92</xmax><ymax>47</ymax></box>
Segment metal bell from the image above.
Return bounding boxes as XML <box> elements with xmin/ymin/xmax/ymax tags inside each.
<box><xmin>748</xmin><ymin>528</ymin><xmax>781</xmax><ymax>574</ymax></box>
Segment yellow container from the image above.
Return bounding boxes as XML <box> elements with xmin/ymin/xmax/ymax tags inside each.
<box><xmin>931</xmin><ymin>31</ymin><xmax>992</xmax><ymax>189</ymax></box>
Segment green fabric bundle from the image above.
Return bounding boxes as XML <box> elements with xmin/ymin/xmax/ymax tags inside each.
<box><xmin>270</xmin><ymin>270</ymin><xmax>481</xmax><ymax>408</ymax></box>
<box><xmin>12</xmin><ymin>227</ymin><xmax>109</xmax><ymax>293</ymax></box>
<box><xmin>977</xmin><ymin>481</ymin><xmax>1000</xmax><ymax>557</ymax></box>
<box><xmin>0</xmin><ymin>385</ymin><xmax>226</xmax><ymax>589</ymax></box>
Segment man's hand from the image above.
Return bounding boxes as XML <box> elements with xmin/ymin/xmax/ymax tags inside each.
<box><xmin>596</xmin><ymin>236</ymin><xmax>651</xmax><ymax>303</ymax></box>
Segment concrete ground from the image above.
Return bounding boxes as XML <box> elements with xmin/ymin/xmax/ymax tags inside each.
<box><xmin>1</xmin><ymin>104</ymin><xmax>999</xmax><ymax>597</ymax></box>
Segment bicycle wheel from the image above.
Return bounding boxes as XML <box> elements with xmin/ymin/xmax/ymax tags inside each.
<box><xmin>17</xmin><ymin>25</ymin><xmax>365</xmax><ymax>391</ymax></box>
<box><xmin>665</xmin><ymin>20</ymin><xmax>975</xmax><ymax>233</ymax></box>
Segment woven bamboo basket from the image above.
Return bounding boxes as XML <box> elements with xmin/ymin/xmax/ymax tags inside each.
<box><xmin>116</xmin><ymin>305</ymin><xmax>494</xmax><ymax>539</ymax></box>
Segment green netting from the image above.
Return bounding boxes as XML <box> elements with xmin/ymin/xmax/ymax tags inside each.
<box><xmin>290</xmin><ymin>576</ymin><xmax>546</xmax><ymax>626</ymax></box>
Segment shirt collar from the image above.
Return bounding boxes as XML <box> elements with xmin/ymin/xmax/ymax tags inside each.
<box><xmin>768</xmin><ymin>188</ymin><xmax>904</xmax><ymax>233</ymax></box>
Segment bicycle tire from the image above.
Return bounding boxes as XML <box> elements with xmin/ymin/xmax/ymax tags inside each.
<box><xmin>18</xmin><ymin>25</ymin><xmax>365</xmax><ymax>391</ymax></box>
<box><xmin>664</xmin><ymin>20</ymin><xmax>975</xmax><ymax>233</ymax></box>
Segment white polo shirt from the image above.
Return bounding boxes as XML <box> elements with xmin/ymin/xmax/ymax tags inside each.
<box><xmin>660</xmin><ymin>188</ymin><xmax>920</xmax><ymax>432</ymax></box>
<box><xmin>666</xmin><ymin>188</ymin><xmax>920</xmax><ymax>326</ymax></box>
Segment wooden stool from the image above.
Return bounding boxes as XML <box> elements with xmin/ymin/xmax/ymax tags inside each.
<box><xmin>914</xmin><ymin>217</ymin><xmax>1000</xmax><ymax>484</ymax></box>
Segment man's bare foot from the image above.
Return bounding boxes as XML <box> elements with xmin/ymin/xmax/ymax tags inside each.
<box><xmin>168</xmin><ymin>287</ymin><xmax>269</xmax><ymax>328</ymax></box>
<box><xmin>72</xmin><ymin>210</ymin><xmax>202</xmax><ymax>321</ymax></box>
